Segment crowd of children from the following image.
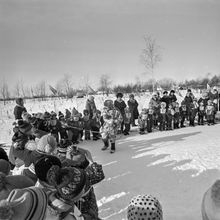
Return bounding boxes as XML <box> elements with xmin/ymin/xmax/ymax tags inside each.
<box><xmin>138</xmin><ymin>89</ymin><xmax>219</xmax><ymax>134</ymax></box>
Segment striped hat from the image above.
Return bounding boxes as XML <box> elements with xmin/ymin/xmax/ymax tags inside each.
<box><xmin>202</xmin><ymin>180</ymin><xmax>220</xmax><ymax>220</ymax></box>
<box><xmin>0</xmin><ymin>187</ymin><xmax>48</xmax><ymax>220</ymax></box>
<box><xmin>127</xmin><ymin>195</ymin><xmax>163</xmax><ymax>220</ymax></box>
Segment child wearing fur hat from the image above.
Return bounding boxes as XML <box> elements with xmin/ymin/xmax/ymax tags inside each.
<box><xmin>206</xmin><ymin>100</ymin><xmax>215</xmax><ymax>125</ymax></box>
<box><xmin>83</xmin><ymin>109</ymin><xmax>92</xmax><ymax>140</ymax></box>
<box><xmin>166</xmin><ymin>104</ymin><xmax>175</xmax><ymax>130</ymax></box>
<box><xmin>127</xmin><ymin>195</ymin><xmax>163</xmax><ymax>220</ymax></box>
<box><xmin>189</xmin><ymin>100</ymin><xmax>198</xmax><ymax>126</ymax></box>
<box><xmin>138</xmin><ymin>108</ymin><xmax>148</xmax><ymax>135</ymax></box>
<box><xmin>174</xmin><ymin>102</ymin><xmax>181</xmax><ymax>129</ymax></box>
<box><xmin>123</xmin><ymin>107</ymin><xmax>132</xmax><ymax>135</ymax></box>
<box><xmin>101</xmin><ymin>100</ymin><xmax>123</xmax><ymax>153</ymax></box>
<box><xmin>66</xmin><ymin>109</ymin><xmax>82</xmax><ymax>144</ymax></box>
<box><xmin>158</xmin><ymin>102</ymin><xmax>167</xmax><ymax>131</ymax></box>
<box><xmin>90</xmin><ymin>110</ymin><xmax>101</xmax><ymax>141</ymax></box>
<box><xmin>180</xmin><ymin>101</ymin><xmax>187</xmax><ymax>128</ymax></box>
<box><xmin>147</xmin><ymin>107</ymin><xmax>154</xmax><ymax>133</ymax></box>
<box><xmin>198</xmin><ymin>101</ymin><xmax>206</xmax><ymax>125</ymax></box>
<box><xmin>48</xmin><ymin>111</ymin><xmax>62</xmax><ymax>142</ymax></box>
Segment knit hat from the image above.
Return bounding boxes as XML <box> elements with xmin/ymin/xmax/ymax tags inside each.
<box><xmin>72</xmin><ymin>108</ymin><xmax>80</xmax><ymax>117</ymax></box>
<box><xmin>34</xmin><ymin>155</ymin><xmax>62</xmax><ymax>183</ymax></box>
<box><xmin>48</xmin><ymin>166</ymin><xmax>87</xmax><ymax>203</ymax></box>
<box><xmin>0</xmin><ymin>187</ymin><xmax>48</xmax><ymax>220</ymax></box>
<box><xmin>0</xmin><ymin>160</ymin><xmax>11</xmax><ymax>175</ymax></box>
<box><xmin>202</xmin><ymin>180</ymin><xmax>220</xmax><ymax>220</ymax></box>
<box><xmin>36</xmin><ymin>134</ymin><xmax>57</xmax><ymax>154</ymax></box>
<box><xmin>127</xmin><ymin>195</ymin><xmax>163</xmax><ymax>220</ymax></box>
<box><xmin>17</xmin><ymin>120</ymin><xmax>32</xmax><ymax>134</ymax></box>
<box><xmin>0</xmin><ymin>173</ymin><xmax>35</xmax><ymax>200</ymax></box>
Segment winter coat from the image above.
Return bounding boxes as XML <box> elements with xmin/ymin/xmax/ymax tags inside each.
<box><xmin>114</xmin><ymin>100</ymin><xmax>127</xmax><ymax>116</ymax></box>
<box><xmin>14</xmin><ymin>105</ymin><xmax>27</xmax><ymax>120</ymax></box>
<box><xmin>169</xmin><ymin>94</ymin><xmax>177</xmax><ymax>103</ymax></box>
<box><xmin>198</xmin><ymin>97</ymin><xmax>209</xmax><ymax>108</ymax></box>
<box><xmin>184</xmin><ymin>96</ymin><xmax>193</xmax><ymax>107</ymax></box>
<box><xmin>85</xmin><ymin>99</ymin><xmax>97</xmax><ymax>119</ymax></box>
<box><xmin>127</xmin><ymin>99</ymin><xmax>139</xmax><ymax>119</ymax></box>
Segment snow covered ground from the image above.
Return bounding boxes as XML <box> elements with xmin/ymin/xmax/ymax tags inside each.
<box><xmin>1</xmin><ymin>91</ymin><xmax>219</xmax><ymax>219</ymax></box>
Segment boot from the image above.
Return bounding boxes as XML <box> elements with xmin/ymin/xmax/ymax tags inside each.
<box><xmin>110</xmin><ymin>143</ymin><xmax>115</xmax><ymax>154</ymax></box>
<box><xmin>101</xmin><ymin>139</ymin><xmax>109</xmax><ymax>151</ymax></box>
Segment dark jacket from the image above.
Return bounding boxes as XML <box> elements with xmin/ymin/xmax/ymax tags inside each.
<box><xmin>160</xmin><ymin>96</ymin><xmax>170</xmax><ymax>108</ymax></box>
<box><xmin>169</xmin><ymin>94</ymin><xmax>177</xmax><ymax>103</ymax></box>
<box><xmin>184</xmin><ymin>96</ymin><xmax>193</xmax><ymax>107</ymax></box>
<box><xmin>127</xmin><ymin>100</ymin><xmax>139</xmax><ymax>119</ymax></box>
<box><xmin>85</xmin><ymin>100</ymin><xmax>97</xmax><ymax>119</ymax></box>
<box><xmin>114</xmin><ymin>100</ymin><xmax>127</xmax><ymax>116</ymax></box>
<box><xmin>14</xmin><ymin>105</ymin><xmax>27</xmax><ymax>120</ymax></box>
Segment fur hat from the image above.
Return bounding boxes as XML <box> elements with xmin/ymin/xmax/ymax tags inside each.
<box><xmin>129</xmin><ymin>94</ymin><xmax>134</xmax><ymax>98</ymax></box>
<box><xmin>48</xmin><ymin>166</ymin><xmax>87</xmax><ymax>203</ymax></box>
<box><xmin>0</xmin><ymin>160</ymin><xmax>11</xmax><ymax>175</ymax></box>
<box><xmin>127</xmin><ymin>195</ymin><xmax>163</xmax><ymax>220</ymax></box>
<box><xmin>202</xmin><ymin>180</ymin><xmax>220</xmax><ymax>220</ymax></box>
<box><xmin>0</xmin><ymin>187</ymin><xmax>47</xmax><ymax>220</ymax></box>
<box><xmin>36</xmin><ymin>134</ymin><xmax>57</xmax><ymax>154</ymax></box>
<box><xmin>17</xmin><ymin>120</ymin><xmax>32</xmax><ymax>134</ymax></box>
<box><xmin>0</xmin><ymin>173</ymin><xmax>34</xmax><ymax>200</ymax></box>
<box><xmin>15</xmin><ymin>98</ymin><xmax>23</xmax><ymax>106</ymax></box>
<box><xmin>170</xmin><ymin>90</ymin><xmax>175</xmax><ymax>94</ymax></box>
<box><xmin>43</xmin><ymin>112</ymin><xmax>51</xmax><ymax>119</ymax></box>
<box><xmin>34</xmin><ymin>155</ymin><xmax>62</xmax><ymax>183</ymax></box>
<box><xmin>163</xmin><ymin>91</ymin><xmax>168</xmax><ymax>95</ymax></box>
<box><xmin>58</xmin><ymin>111</ymin><xmax>64</xmax><ymax>120</ymax></box>
<box><xmin>116</xmin><ymin>92</ymin><xmax>123</xmax><ymax>98</ymax></box>
<box><xmin>104</xmin><ymin>100</ymin><xmax>114</xmax><ymax>109</ymax></box>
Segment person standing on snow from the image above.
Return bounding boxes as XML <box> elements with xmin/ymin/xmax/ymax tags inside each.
<box><xmin>101</xmin><ymin>100</ymin><xmax>123</xmax><ymax>154</ymax></box>
<box><xmin>127</xmin><ymin>94</ymin><xmax>139</xmax><ymax>127</ymax></box>
<box><xmin>13</xmin><ymin>98</ymin><xmax>27</xmax><ymax>121</ymax></box>
<box><xmin>114</xmin><ymin>92</ymin><xmax>127</xmax><ymax>133</ymax></box>
<box><xmin>85</xmin><ymin>95</ymin><xmax>97</xmax><ymax>119</ymax></box>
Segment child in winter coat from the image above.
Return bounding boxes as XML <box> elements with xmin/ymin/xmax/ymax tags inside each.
<box><xmin>138</xmin><ymin>108</ymin><xmax>148</xmax><ymax>134</ymax></box>
<box><xmin>180</xmin><ymin>102</ymin><xmax>187</xmax><ymax>128</ymax></box>
<box><xmin>174</xmin><ymin>102</ymin><xmax>181</xmax><ymax>129</ymax></box>
<box><xmin>123</xmin><ymin>107</ymin><xmax>131</xmax><ymax>135</ymax></box>
<box><xmin>147</xmin><ymin>107</ymin><xmax>154</xmax><ymax>133</ymax></box>
<box><xmin>189</xmin><ymin>100</ymin><xmax>198</xmax><ymax>126</ymax></box>
<box><xmin>48</xmin><ymin>111</ymin><xmax>62</xmax><ymax>142</ymax></box>
<box><xmin>101</xmin><ymin>100</ymin><xmax>123</xmax><ymax>153</ymax></box>
<box><xmin>206</xmin><ymin>100</ymin><xmax>215</xmax><ymax>125</ymax></box>
<box><xmin>198</xmin><ymin>101</ymin><xmax>206</xmax><ymax>125</ymax></box>
<box><xmin>83</xmin><ymin>109</ymin><xmax>91</xmax><ymax>140</ymax></box>
<box><xmin>66</xmin><ymin>109</ymin><xmax>82</xmax><ymax>144</ymax></box>
<box><xmin>166</xmin><ymin>104</ymin><xmax>175</xmax><ymax>130</ymax></box>
<box><xmin>90</xmin><ymin>110</ymin><xmax>101</xmax><ymax>141</ymax></box>
<box><xmin>158</xmin><ymin>102</ymin><xmax>167</xmax><ymax>131</ymax></box>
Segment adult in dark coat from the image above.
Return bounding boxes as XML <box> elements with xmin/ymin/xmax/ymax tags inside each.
<box><xmin>127</xmin><ymin>94</ymin><xmax>139</xmax><ymax>126</ymax></box>
<box><xmin>114</xmin><ymin>92</ymin><xmax>127</xmax><ymax>132</ymax></box>
<box><xmin>169</xmin><ymin>90</ymin><xmax>177</xmax><ymax>104</ymax></box>
<box><xmin>184</xmin><ymin>91</ymin><xmax>194</xmax><ymax>117</ymax></box>
<box><xmin>160</xmin><ymin>91</ymin><xmax>170</xmax><ymax>108</ymax></box>
<box><xmin>85</xmin><ymin>95</ymin><xmax>97</xmax><ymax>119</ymax></box>
<box><xmin>13</xmin><ymin>98</ymin><xmax>27</xmax><ymax>120</ymax></box>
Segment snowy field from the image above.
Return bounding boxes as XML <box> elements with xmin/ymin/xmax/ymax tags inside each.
<box><xmin>1</xmin><ymin>91</ymin><xmax>219</xmax><ymax>219</ymax></box>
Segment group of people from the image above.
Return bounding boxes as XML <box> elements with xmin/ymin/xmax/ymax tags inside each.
<box><xmin>0</xmin><ymin>89</ymin><xmax>219</xmax><ymax>219</ymax></box>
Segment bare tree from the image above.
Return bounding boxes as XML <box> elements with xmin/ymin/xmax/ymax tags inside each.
<box><xmin>99</xmin><ymin>74</ymin><xmax>112</xmax><ymax>96</ymax></box>
<box><xmin>34</xmin><ymin>81</ymin><xmax>46</xmax><ymax>99</ymax></box>
<box><xmin>0</xmin><ymin>80</ymin><xmax>10</xmax><ymax>105</ymax></box>
<box><xmin>140</xmin><ymin>35</ymin><xmax>162</xmax><ymax>91</ymax></box>
<box><xmin>14</xmin><ymin>81</ymin><xmax>21</xmax><ymax>98</ymax></box>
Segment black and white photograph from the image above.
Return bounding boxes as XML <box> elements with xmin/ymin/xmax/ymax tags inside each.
<box><xmin>0</xmin><ymin>0</ymin><xmax>220</xmax><ymax>219</ymax></box>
